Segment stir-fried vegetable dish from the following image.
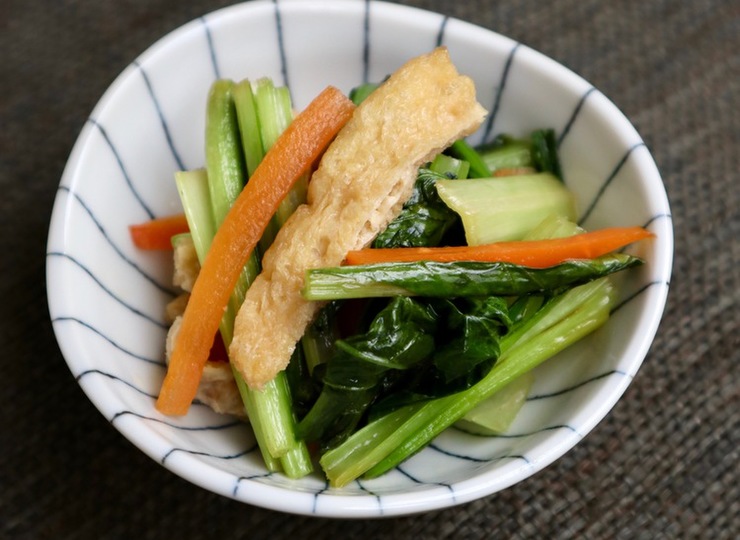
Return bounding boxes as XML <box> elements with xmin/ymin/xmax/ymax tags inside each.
<box><xmin>129</xmin><ymin>48</ymin><xmax>653</xmax><ymax>486</ymax></box>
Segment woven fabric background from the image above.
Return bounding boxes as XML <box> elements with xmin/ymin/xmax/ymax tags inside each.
<box><xmin>2</xmin><ymin>0</ymin><xmax>737</xmax><ymax>538</ymax></box>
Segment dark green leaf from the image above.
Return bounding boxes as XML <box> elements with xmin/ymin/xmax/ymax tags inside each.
<box><xmin>297</xmin><ymin>294</ymin><xmax>515</xmax><ymax>450</ymax></box>
<box><xmin>432</xmin><ymin>296</ymin><xmax>511</xmax><ymax>381</ymax></box>
<box><xmin>373</xmin><ymin>169</ymin><xmax>461</xmax><ymax>248</ymax></box>
<box><xmin>530</xmin><ymin>129</ymin><xmax>563</xmax><ymax>180</ymax></box>
<box><xmin>297</xmin><ymin>297</ymin><xmax>437</xmax><ymax>449</ymax></box>
<box><xmin>368</xmin><ymin>297</ymin><xmax>511</xmax><ymax>420</ymax></box>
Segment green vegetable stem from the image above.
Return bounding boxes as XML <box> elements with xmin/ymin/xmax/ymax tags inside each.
<box><xmin>302</xmin><ymin>254</ymin><xmax>642</xmax><ymax>301</ymax></box>
<box><xmin>177</xmin><ymin>78</ymin><xmax>314</xmax><ymax>478</ymax></box>
<box><xmin>320</xmin><ymin>277</ymin><xmax>617</xmax><ymax>486</ymax></box>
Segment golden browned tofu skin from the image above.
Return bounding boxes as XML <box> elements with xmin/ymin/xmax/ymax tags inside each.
<box><xmin>230</xmin><ymin>47</ymin><xmax>487</xmax><ymax>388</ymax></box>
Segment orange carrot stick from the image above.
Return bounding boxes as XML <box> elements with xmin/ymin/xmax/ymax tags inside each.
<box><xmin>156</xmin><ymin>86</ymin><xmax>355</xmax><ymax>415</ymax></box>
<box><xmin>345</xmin><ymin>226</ymin><xmax>653</xmax><ymax>268</ymax></box>
<box><xmin>129</xmin><ymin>213</ymin><xmax>189</xmax><ymax>250</ymax></box>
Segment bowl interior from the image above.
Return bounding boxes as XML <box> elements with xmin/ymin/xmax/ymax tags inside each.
<box><xmin>46</xmin><ymin>0</ymin><xmax>672</xmax><ymax>518</ymax></box>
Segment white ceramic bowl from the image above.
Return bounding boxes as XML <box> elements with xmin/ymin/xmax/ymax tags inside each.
<box><xmin>46</xmin><ymin>0</ymin><xmax>673</xmax><ymax>518</ymax></box>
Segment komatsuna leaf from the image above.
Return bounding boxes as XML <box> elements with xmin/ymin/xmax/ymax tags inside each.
<box><xmin>433</xmin><ymin>296</ymin><xmax>511</xmax><ymax>382</ymax></box>
<box><xmin>368</xmin><ymin>296</ymin><xmax>511</xmax><ymax>420</ymax></box>
<box><xmin>298</xmin><ymin>294</ymin><xmax>515</xmax><ymax>449</ymax></box>
<box><xmin>296</xmin><ymin>297</ymin><xmax>437</xmax><ymax>449</ymax></box>
<box><xmin>373</xmin><ymin>169</ymin><xmax>461</xmax><ymax>248</ymax></box>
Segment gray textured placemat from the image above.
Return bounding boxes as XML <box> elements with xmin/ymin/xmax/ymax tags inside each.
<box><xmin>2</xmin><ymin>0</ymin><xmax>738</xmax><ymax>538</ymax></box>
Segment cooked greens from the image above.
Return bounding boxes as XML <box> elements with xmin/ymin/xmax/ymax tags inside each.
<box><xmin>321</xmin><ymin>277</ymin><xmax>617</xmax><ymax>486</ymax></box>
<box><xmin>372</xmin><ymin>168</ymin><xmax>462</xmax><ymax>249</ymax></box>
<box><xmin>475</xmin><ymin>128</ymin><xmax>562</xmax><ymax>179</ymax></box>
<box><xmin>160</xmin><ymin>76</ymin><xmax>647</xmax><ymax>485</ymax></box>
<box><xmin>297</xmin><ymin>294</ymin><xmax>513</xmax><ymax>450</ymax></box>
<box><xmin>435</xmin><ymin>173</ymin><xmax>577</xmax><ymax>245</ymax></box>
<box><xmin>302</xmin><ymin>254</ymin><xmax>642</xmax><ymax>300</ymax></box>
<box><xmin>291</xmin><ymin>112</ymin><xmax>644</xmax><ymax>478</ymax></box>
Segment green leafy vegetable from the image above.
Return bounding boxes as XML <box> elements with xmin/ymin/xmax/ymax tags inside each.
<box><xmin>297</xmin><ymin>294</ymin><xmax>513</xmax><ymax>451</ymax></box>
<box><xmin>435</xmin><ymin>173</ymin><xmax>577</xmax><ymax>245</ymax></box>
<box><xmin>173</xmin><ymin>72</ymin><xmax>643</xmax><ymax>488</ymax></box>
<box><xmin>530</xmin><ymin>129</ymin><xmax>563</xmax><ymax>180</ymax></box>
<box><xmin>349</xmin><ymin>82</ymin><xmax>380</xmax><ymax>105</ymax></box>
<box><xmin>302</xmin><ymin>253</ymin><xmax>642</xmax><ymax>300</ymax></box>
<box><xmin>320</xmin><ymin>277</ymin><xmax>617</xmax><ymax>486</ymax></box>
<box><xmin>446</xmin><ymin>138</ymin><xmax>492</xmax><ymax>178</ymax></box>
<box><xmin>372</xmin><ymin>168</ymin><xmax>462</xmax><ymax>248</ymax></box>
<box><xmin>367</xmin><ymin>296</ymin><xmax>512</xmax><ymax>421</ymax></box>
<box><xmin>474</xmin><ymin>129</ymin><xmax>562</xmax><ymax>180</ymax></box>
<box><xmin>475</xmin><ymin>135</ymin><xmax>533</xmax><ymax>173</ymax></box>
<box><xmin>297</xmin><ymin>297</ymin><xmax>438</xmax><ymax>449</ymax></box>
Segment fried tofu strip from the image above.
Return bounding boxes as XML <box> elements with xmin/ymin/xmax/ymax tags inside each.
<box><xmin>230</xmin><ymin>47</ymin><xmax>487</xmax><ymax>388</ymax></box>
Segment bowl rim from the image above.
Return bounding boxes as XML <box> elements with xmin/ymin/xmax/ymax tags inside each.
<box><xmin>46</xmin><ymin>0</ymin><xmax>673</xmax><ymax>518</ymax></box>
